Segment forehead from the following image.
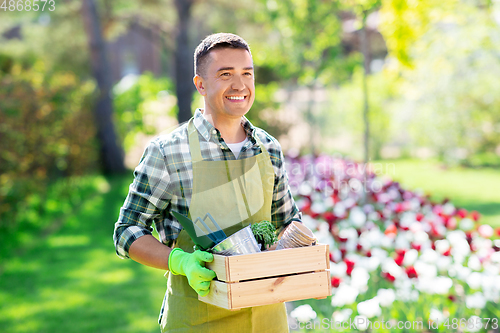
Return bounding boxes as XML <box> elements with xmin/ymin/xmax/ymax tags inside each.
<box><xmin>206</xmin><ymin>48</ymin><xmax>253</xmax><ymax>72</ymax></box>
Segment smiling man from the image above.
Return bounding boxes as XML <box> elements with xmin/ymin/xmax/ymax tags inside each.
<box><xmin>113</xmin><ymin>33</ymin><xmax>302</xmax><ymax>332</ymax></box>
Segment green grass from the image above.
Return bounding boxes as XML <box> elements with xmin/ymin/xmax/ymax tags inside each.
<box><xmin>0</xmin><ymin>174</ymin><xmax>166</xmax><ymax>333</ymax></box>
<box><xmin>373</xmin><ymin>159</ymin><xmax>500</xmax><ymax>228</ymax></box>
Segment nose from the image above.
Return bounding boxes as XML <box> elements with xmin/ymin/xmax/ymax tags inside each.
<box><xmin>231</xmin><ymin>75</ymin><xmax>245</xmax><ymax>91</ymax></box>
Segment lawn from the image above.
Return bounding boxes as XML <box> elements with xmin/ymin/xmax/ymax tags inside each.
<box><xmin>0</xmin><ymin>174</ymin><xmax>166</xmax><ymax>333</ymax></box>
<box><xmin>0</xmin><ymin>159</ymin><xmax>498</xmax><ymax>332</ymax></box>
<box><xmin>373</xmin><ymin>159</ymin><xmax>500</xmax><ymax>228</ymax></box>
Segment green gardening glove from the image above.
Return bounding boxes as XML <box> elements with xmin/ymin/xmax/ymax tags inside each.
<box><xmin>168</xmin><ymin>248</ymin><xmax>217</xmax><ymax>296</ymax></box>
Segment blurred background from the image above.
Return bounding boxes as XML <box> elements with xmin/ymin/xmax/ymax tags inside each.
<box><xmin>1</xmin><ymin>0</ymin><xmax>500</xmax><ymax>332</ymax></box>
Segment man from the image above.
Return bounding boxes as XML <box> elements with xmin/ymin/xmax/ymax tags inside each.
<box><xmin>114</xmin><ymin>33</ymin><xmax>302</xmax><ymax>332</ymax></box>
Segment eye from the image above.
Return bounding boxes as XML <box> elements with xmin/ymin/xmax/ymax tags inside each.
<box><xmin>244</xmin><ymin>72</ymin><xmax>253</xmax><ymax>77</ymax></box>
<box><xmin>220</xmin><ymin>72</ymin><xmax>231</xmax><ymax>77</ymax></box>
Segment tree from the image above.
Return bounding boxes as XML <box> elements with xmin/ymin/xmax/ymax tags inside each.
<box><xmin>174</xmin><ymin>0</ymin><xmax>197</xmax><ymax>124</ymax></box>
<box><xmin>82</xmin><ymin>0</ymin><xmax>126</xmax><ymax>173</ymax></box>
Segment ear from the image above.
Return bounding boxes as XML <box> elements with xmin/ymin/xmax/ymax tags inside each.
<box><xmin>193</xmin><ymin>75</ymin><xmax>207</xmax><ymax>96</ymax></box>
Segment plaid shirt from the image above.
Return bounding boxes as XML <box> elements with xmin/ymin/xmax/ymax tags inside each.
<box><xmin>113</xmin><ymin>109</ymin><xmax>301</xmax><ymax>259</ymax></box>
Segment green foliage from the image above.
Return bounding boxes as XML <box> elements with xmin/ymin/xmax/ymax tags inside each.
<box><xmin>0</xmin><ymin>56</ymin><xmax>99</xmax><ymax>230</ymax></box>
<box><xmin>112</xmin><ymin>72</ymin><xmax>175</xmax><ymax>151</ymax></box>
<box><xmin>392</xmin><ymin>2</ymin><xmax>500</xmax><ymax>163</ymax></box>
<box><xmin>251</xmin><ymin>220</ymin><xmax>278</xmax><ymax>249</ymax></box>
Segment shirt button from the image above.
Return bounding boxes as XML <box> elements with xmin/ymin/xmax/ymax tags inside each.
<box><xmin>212</xmin><ymin>129</ymin><xmax>217</xmax><ymax>135</ymax></box>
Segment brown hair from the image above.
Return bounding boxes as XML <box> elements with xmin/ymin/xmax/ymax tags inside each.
<box><xmin>194</xmin><ymin>33</ymin><xmax>251</xmax><ymax>77</ymax></box>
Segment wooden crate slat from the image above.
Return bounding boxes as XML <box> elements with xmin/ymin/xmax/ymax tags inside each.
<box><xmin>199</xmin><ymin>280</ymin><xmax>231</xmax><ymax>310</ymax></box>
<box><xmin>230</xmin><ymin>271</ymin><xmax>330</xmax><ymax>309</ymax></box>
<box><xmin>208</xmin><ymin>245</ymin><xmax>329</xmax><ymax>282</ymax></box>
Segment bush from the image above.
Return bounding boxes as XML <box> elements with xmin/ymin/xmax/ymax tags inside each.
<box><xmin>0</xmin><ymin>57</ymin><xmax>98</xmax><ymax>230</ymax></box>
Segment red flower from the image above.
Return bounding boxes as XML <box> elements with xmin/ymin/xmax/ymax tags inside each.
<box><xmin>456</xmin><ymin>208</ymin><xmax>468</xmax><ymax>219</ymax></box>
<box><xmin>416</xmin><ymin>213</ymin><xmax>424</xmax><ymax>222</ymax></box>
<box><xmin>471</xmin><ymin>211</ymin><xmax>481</xmax><ymax>222</ymax></box>
<box><xmin>382</xmin><ymin>272</ymin><xmax>396</xmax><ymax>282</ymax></box>
<box><xmin>365</xmin><ymin>250</ymin><xmax>372</xmax><ymax>257</ymax></box>
<box><xmin>394</xmin><ymin>255</ymin><xmax>404</xmax><ymax>266</ymax></box>
<box><xmin>445</xmin><ymin>217</ymin><xmax>457</xmax><ymax>230</ymax></box>
<box><xmin>329</xmin><ymin>252</ymin><xmax>336</xmax><ymax>263</ymax></box>
<box><xmin>447</xmin><ymin>295</ymin><xmax>456</xmax><ymax>302</ymax></box>
<box><xmin>345</xmin><ymin>259</ymin><xmax>355</xmax><ymax>276</ymax></box>
<box><xmin>443</xmin><ymin>248</ymin><xmax>451</xmax><ymax>256</ymax></box>
<box><xmin>356</xmin><ymin>243</ymin><xmax>363</xmax><ymax>252</ymax></box>
<box><xmin>331</xmin><ymin>277</ymin><xmax>341</xmax><ymax>288</ymax></box>
<box><xmin>406</xmin><ymin>266</ymin><xmax>418</xmax><ymax>279</ymax></box>
<box><xmin>323</xmin><ymin>211</ymin><xmax>336</xmax><ymax>225</ymax></box>
<box><xmin>496</xmin><ymin>227</ymin><xmax>500</xmax><ymax>237</ymax></box>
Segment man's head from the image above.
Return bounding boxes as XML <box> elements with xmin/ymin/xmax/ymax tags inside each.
<box><xmin>193</xmin><ymin>33</ymin><xmax>255</xmax><ymax>120</ymax></box>
<box><xmin>194</xmin><ymin>33</ymin><xmax>251</xmax><ymax>78</ymax></box>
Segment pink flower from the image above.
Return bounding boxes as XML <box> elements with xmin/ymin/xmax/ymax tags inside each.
<box><xmin>457</xmin><ymin>208</ymin><xmax>468</xmax><ymax>219</ymax></box>
<box><xmin>416</xmin><ymin>213</ymin><xmax>424</xmax><ymax>222</ymax></box>
<box><xmin>471</xmin><ymin>211</ymin><xmax>481</xmax><ymax>222</ymax></box>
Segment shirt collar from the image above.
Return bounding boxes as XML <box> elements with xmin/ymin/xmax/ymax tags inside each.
<box><xmin>193</xmin><ymin>109</ymin><xmax>257</xmax><ymax>142</ymax></box>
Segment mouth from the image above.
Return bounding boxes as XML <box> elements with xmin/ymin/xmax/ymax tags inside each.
<box><xmin>225</xmin><ymin>95</ymin><xmax>246</xmax><ymax>102</ymax></box>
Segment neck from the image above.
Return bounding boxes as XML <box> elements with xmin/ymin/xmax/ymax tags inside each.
<box><xmin>202</xmin><ymin>109</ymin><xmax>247</xmax><ymax>143</ymax></box>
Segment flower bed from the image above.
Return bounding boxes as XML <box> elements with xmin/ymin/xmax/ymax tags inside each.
<box><xmin>285</xmin><ymin>154</ymin><xmax>500</xmax><ymax>332</ymax></box>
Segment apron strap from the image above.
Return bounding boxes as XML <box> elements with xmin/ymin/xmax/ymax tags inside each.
<box><xmin>188</xmin><ymin>118</ymin><xmax>203</xmax><ymax>162</ymax></box>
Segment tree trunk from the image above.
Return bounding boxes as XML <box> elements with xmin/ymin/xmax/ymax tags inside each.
<box><xmin>81</xmin><ymin>0</ymin><xmax>125</xmax><ymax>173</ymax></box>
<box><xmin>360</xmin><ymin>15</ymin><xmax>371</xmax><ymax>204</ymax></box>
<box><xmin>174</xmin><ymin>0</ymin><xmax>196</xmax><ymax>124</ymax></box>
<box><xmin>361</xmin><ymin>18</ymin><xmax>371</xmax><ymax>165</ymax></box>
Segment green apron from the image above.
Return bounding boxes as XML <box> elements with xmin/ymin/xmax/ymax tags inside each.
<box><xmin>160</xmin><ymin>119</ymin><xmax>289</xmax><ymax>333</ymax></box>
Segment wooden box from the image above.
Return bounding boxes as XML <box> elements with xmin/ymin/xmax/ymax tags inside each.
<box><xmin>199</xmin><ymin>244</ymin><xmax>331</xmax><ymax>310</ymax></box>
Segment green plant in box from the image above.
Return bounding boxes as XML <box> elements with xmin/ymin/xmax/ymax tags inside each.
<box><xmin>251</xmin><ymin>220</ymin><xmax>278</xmax><ymax>250</ymax></box>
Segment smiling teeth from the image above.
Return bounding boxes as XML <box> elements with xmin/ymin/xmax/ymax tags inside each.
<box><xmin>227</xmin><ymin>96</ymin><xmax>245</xmax><ymax>100</ymax></box>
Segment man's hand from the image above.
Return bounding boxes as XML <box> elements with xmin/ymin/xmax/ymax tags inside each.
<box><xmin>168</xmin><ymin>248</ymin><xmax>217</xmax><ymax>296</ymax></box>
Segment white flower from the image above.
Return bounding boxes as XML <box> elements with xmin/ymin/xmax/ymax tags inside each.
<box><xmin>433</xmin><ymin>276</ymin><xmax>453</xmax><ymax>295</ymax></box>
<box><xmin>351</xmin><ymin>267</ymin><xmax>370</xmax><ymax>291</ymax></box>
<box><xmin>435</xmin><ymin>239</ymin><xmax>450</xmax><ymax>254</ymax></box>
<box><xmin>466</xmin><ymin>292</ymin><xmax>487</xmax><ymax>309</ymax></box>
<box><xmin>349</xmin><ymin>206</ymin><xmax>366</xmax><ymax>228</ymax></box>
<box><xmin>357</xmin><ymin>256</ymin><xmax>380</xmax><ymax>272</ymax></box>
<box><xmin>357</xmin><ymin>297</ymin><xmax>381</xmax><ymax>318</ymax></box>
<box><xmin>382</xmin><ymin>258</ymin><xmax>404</xmax><ymax>279</ymax></box>
<box><xmin>478</xmin><ymin>224</ymin><xmax>494</xmax><ymax>238</ymax></box>
<box><xmin>334</xmin><ymin>202</ymin><xmax>346</xmax><ymax>217</ymax></box>
<box><xmin>468</xmin><ymin>255</ymin><xmax>482</xmax><ymax>271</ymax></box>
<box><xmin>331</xmin><ymin>283</ymin><xmax>359</xmax><ymax>307</ymax></box>
<box><xmin>420</xmin><ymin>248</ymin><xmax>439</xmax><ymax>264</ymax></box>
<box><xmin>417</xmin><ymin>276</ymin><xmax>452</xmax><ymax>295</ymax></box>
<box><xmin>403</xmin><ymin>249</ymin><xmax>419</xmax><ymax>266</ymax></box>
<box><xmin>443</xmin><ymin>202</ymin><xmax>455</xmax><ymax>215</ymax></box>
<box><xmin>466</xmin><ymin>272</ymin><xmax>482</xmax><ymax>290</ymax></box>
<box><xmin>414</xmin><ymin>261</ymin><xmax>437</xmax><ymax>278</ymax></box>
<box><xmin>460</xmin><ymin>218</ymin><xmax>474</xmax><ymax>231</ymax></box>
<box><xmin>290</xmin><ymin>304</ymin><xmax>317</xmax><ymax>323</ymax></box>
<box><xmin>436</xmin><ymin>256</ymin><xmax>452</xmax><ymax>274</ymax></box>
<box><xmin>377</xmin><ymin>288</ymin><xmax>396</xmax><ymax>307</ymax></box>
<box><xmin>330</xmin><ymin>261</ymin><xmax>347</xmax><ymax>278</ymax></box>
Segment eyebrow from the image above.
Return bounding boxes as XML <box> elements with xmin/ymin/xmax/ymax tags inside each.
<box><xmin>217</xmin><ymin>66</ymin><xmax>254</xmax><ymax>72</ymax></box>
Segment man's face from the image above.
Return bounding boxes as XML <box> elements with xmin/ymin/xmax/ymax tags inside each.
<box><xmin>195</xmin><ymin>48</ymin><xmax>255</xmax><ymax>120</ymax></box>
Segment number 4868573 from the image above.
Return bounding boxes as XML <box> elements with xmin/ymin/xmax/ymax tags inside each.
<box><xmin>1</xmin><ymin>0</ymin><xmax>56</xmax><ymax>11</ymax></box>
